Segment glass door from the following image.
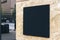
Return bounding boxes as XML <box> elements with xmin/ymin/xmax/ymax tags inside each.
<box><xmin>1</xmin><ymin>0</ymin><xmax>16</xmax><ymax>40</ymax></box>
<box><xmin>0</xmin><ymin>0</ymin><xmax>2</xmax><ymax>40</ymax></box>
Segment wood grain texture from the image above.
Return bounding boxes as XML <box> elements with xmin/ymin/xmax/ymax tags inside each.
<box><xmin>16</xmin><ymin>0</ymin><xmax>60</xmax><ymax>40</ymax></box>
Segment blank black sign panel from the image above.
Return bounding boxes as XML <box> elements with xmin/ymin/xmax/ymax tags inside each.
<box><xmin>23</xmin><ymin>5</ymin><xmax>50</xmax><ymax>38</ymax></box>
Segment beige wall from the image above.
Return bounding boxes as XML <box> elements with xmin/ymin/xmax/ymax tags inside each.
<box><xmin>16</xmin><ymin>0</ymin><xmax>28</xmax><ymax>2</ymax></box>
<box><xmin>1</xmin><ymin>0</ymin><xmax>11</xmax><ymax>14</ymax></box>
<box><xmin>16</xmin><ymin>0</ymin><xmax>60</xmax><ymax>40</ymax></box>
<box><xmin>11</xmin><ymin>0</ymin><xmax>16</xmax><ymax>14</ymax></box>
<box><xmin>1</xmin><ymin>0</ymin><xmax>16</xmax><ymax>15</ymax></box>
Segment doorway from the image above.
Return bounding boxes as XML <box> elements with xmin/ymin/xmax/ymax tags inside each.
<box><xmin>1</xmin><ymin>0</ymin><xmax>16</xmax><ymax>40</ymax></box>
<box><xmin>0</xmin><ymin>0</ymin><xmax>2</xmax><ymax>40</ymax></box>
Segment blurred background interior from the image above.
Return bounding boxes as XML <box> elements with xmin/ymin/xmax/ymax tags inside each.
<box><xmin>0</xmin><ymin>0</ymin><xmax>16</xmax><ymax>40</ymax></box>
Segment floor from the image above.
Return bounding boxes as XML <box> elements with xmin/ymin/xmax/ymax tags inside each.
<box><xmin>1</xmin><ymin>31</ymin><xmax>16</xmax><ymax>40</ymax></box>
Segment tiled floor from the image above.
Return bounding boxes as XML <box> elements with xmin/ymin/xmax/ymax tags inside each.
<box><xmin>1</xmin><ymin>31</ymin><xmax>16</xmax><ymax>40</ymax></box>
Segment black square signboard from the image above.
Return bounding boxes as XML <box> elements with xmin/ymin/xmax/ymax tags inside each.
<box><xmin>23</xmin><ymin>4</ymin><xmax>50</xmax><ymax>38</ymax></box>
